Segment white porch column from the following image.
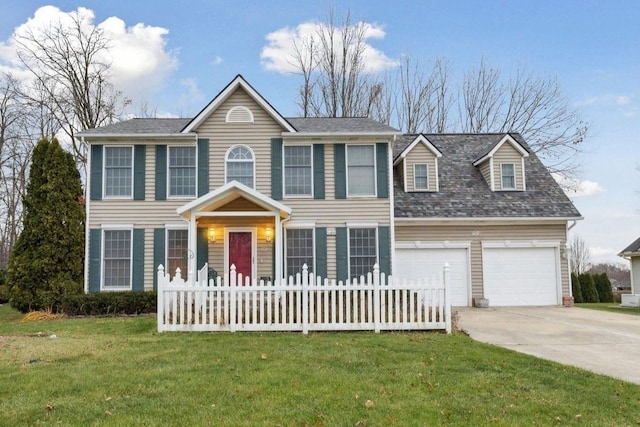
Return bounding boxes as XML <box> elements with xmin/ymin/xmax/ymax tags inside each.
<box><xmin>189</xmin><ymin>214</ymin><xmax>197</xmax><ymax>281</ymax></box>
<box><xmin>274</xmin><ymin>215</ymin><xmax>282</xmax><ymax>284</ymax></box>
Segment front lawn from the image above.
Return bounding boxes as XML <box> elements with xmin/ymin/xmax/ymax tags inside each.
<box><xmin>1</xmin><ymin>304</ymin><xmax>639</xmax><ymax>426</ymax></box>
<box><xmin>578</xmin><ymin>302</ymin><xmax>640</xmax><ymax>316</ymax></box>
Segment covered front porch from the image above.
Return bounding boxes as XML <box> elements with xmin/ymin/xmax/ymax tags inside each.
<box><xmin>176</xmin><ymin>181</ymin><xmax>292</xmax><ymax>283</ymax></box>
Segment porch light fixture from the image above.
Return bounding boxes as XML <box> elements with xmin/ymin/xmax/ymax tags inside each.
<box><xmin>266</xmin><ymin>227</ymin><xmax>272</xmax><ymax>243</ymax></box>
<box><xmin>208</xmin><ymin>227</ymin><xmax>216</xmax><ymax>243</ymax></box>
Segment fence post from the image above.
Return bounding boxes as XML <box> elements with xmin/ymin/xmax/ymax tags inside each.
<box><xmin>373</xmin><ymin>263</ymin><xmax>381</xmax><ymax>333</ymax></box>
<box><xmin>230</xmin><ymin>264</ymin><xmax>237</xmax><ymax>332</ymax></box>
<box><xmin>302</xmin><ymin>263</ymin><xmax>309</xmax><ymax>335</ymax></box>
<box><xmin>157</xmin><ymin>264</ymin><xmax>165</xmax><ymax>333</ymax></box>
<box><xmin>443</xmin><ymin>262</ymin><xmax>451</xmax><ymax>334</ymax></box>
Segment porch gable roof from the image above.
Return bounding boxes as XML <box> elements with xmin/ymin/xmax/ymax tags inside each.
<box><xmin>177</xmin><ymin>181</ymin><xmax>292</xmax><ymax>220</ymax></box>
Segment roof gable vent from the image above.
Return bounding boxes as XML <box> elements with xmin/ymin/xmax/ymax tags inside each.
<box><xmin>226</xmin><ymin>106</ymin><xmax>254</xmax><ymax>123</ymax></box>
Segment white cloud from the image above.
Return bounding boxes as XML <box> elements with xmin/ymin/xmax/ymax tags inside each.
<box><xmin>616</xmin><ymin>95</ymin><xmax>631</xmax><ymax>105</ymax></box>
<box><xmin>261</xmin><ymin>20</ymin><xmax>398</xmax><ymax>74</ymax></box>
<box><xmin>212</xmin><ymin>56</ymin><xmax>223</xmax><ymax>66</ymax></box>
<box><xmin>554</xmin><ymin>174</ymin><xmax>605</xmax><ymax>197</ymax></box>
<box><xmin>0</xmin><ymin>6</ymin><xmax>177</xmax><ymax>103</ymax></box>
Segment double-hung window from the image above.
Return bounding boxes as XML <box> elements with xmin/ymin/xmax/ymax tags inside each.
<box><xmin>169</xmin><ymin>146</ymin><xmax>196</xmax><ymax>197</ymax></box>
<box><xmin>347</xmin><ymin>145</ymin><xmax>375</xmax><ymax>196</ymax></box>
<box><xmin>104</xmin><ymin>147</ymin><xmax>133</xmax><ymax>197</ymax></box>
<box><xmin>226</xmin><ymin>145</ymin><xmax>254</xmax><ymax>188</ymax></box>
<box><xmin>285</xmin><ymin>229</ymin><xmax>314</xmax><ymax>277</ymax></box>
<box><xmin>501</xmin><ymin>163</ymin><xmax>515</xmax><ymax>190</ymax></box>
<box><xmin>284</xmin><ymin>146</ymin><xmax>312</xmax><ymax>196</ymax></box>
<box><xmin>349</xmin><ymin>228</ymin><xmax>377</xmax><ymax>279</ymax></box>
<box><xmin>103</xmin><ymin>229</ymin><xmax>132</xmax><ymax>290</ymax></box>
<box><xmin>167</xmin><ymin>229</ymin><xmax>189</xmax><ymax>278</ymax></box>
<box><xmin>414</xmin><ymin>164</ymin><xmax>428</xmax><ymax>190</ymax></box>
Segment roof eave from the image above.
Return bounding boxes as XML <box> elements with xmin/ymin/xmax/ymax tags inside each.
<box><xmin>395</xmin><ymin>216</ymin><xmax>584</xmax><ymax>223</ymax></box>
<box><xmin>77</xmin><ymin>133</ymin><xmax>197</xmax><ymax>140</ymax></box>
<box><xmin>282</xmin><ymin>131</ymin><xmax>401</xmax><ymax>139</ymax></box>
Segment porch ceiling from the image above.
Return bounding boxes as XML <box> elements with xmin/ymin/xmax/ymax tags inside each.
<box><xmin>177</xmin><ymin>181</ymin><xmax>292</xmax><ymax>220</ymax></box>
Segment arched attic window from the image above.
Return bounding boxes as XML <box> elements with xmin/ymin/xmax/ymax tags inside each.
<box><xmin>225</xmin><ymin>145</ymin><xmax>255</xmax><ymax>188</ymax></box>
<box><xmin>225</xmin><ymin>106</ymin><xmax>254</xmax><ymax>123</ymax></box>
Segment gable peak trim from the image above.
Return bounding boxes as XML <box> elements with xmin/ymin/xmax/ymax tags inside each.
<box><xmin>473</xmin><ymin>134</ymin><xmax>529</xmax><ymax>166</ymax></box>
<box><xmin>394</xmin><ymin>134</ymin><xmax>442</xmax><ymax>166</ymax></box>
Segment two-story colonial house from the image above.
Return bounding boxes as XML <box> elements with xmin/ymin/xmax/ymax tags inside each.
<box><xmin>78</xmin><ymin>75</ymin><xmax>582</xmax><ymax>307</ymax></box>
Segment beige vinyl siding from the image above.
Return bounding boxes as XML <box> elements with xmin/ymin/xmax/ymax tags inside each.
<box><xmin>195</xmin><ymin>87</ymin><xmax>282</xmax><ymax>195</ymax></box>
<box><xmin>394</xmin><ymin>223</ymin><xmax>570</xmax><ymax>300</ymax></box>
<box><xmin>404</xmin><ymin>143</ymin><xmax>437</xmax><ymax>192</ymax></box>
<box><xmin>493</xmin><ymin>144</ymin><xmax>524</xmax><ymax>191</ymax></box>
<box><xmin>478</xmin><ymin>161</ymin><xmax>492</xmax><ymax>189</ymax></box>
<box><xmin>90</xmin><ymin>200</ymin><xmax>186</xmax><ymax>227</ymax></box>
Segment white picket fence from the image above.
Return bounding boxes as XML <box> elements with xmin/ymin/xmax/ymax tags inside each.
<box><xmin>157</xmin><ymin>263</ymin><xmax>451</xmax><ymax>334</ymax></box>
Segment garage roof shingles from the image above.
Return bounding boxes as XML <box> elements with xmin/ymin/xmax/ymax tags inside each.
<box><xmin>393</xmin><ymin>133</ymin><xmax>581</xmax><ymax>219</ymax></box>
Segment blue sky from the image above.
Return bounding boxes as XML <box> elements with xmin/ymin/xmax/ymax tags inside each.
<box><xmin>2</xmin><ymin>0</ymin><xmax>639</xmax><ymax>265</ymax></box>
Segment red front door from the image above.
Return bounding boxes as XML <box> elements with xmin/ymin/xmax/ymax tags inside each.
<box><xmin>229</xmin><ymin>231</ymin><xmax>252</xmax><ymax>282</ymax></box>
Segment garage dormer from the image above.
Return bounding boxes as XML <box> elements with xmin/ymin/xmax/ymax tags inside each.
<box><xmin>472</xmin><ymin>134</ymin><xmax>529</xmax><ymax>191</ymax></box>
<box><xmin>394</xmin><ymin>134</ymin><xmax>443</xmax><ymax>192</ymax></box>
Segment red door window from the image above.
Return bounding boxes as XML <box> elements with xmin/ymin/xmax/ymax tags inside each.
<box><xmin>229</xmin><ymin>231</ymin><xmax>252</xmax><ymax>282</ymax></box>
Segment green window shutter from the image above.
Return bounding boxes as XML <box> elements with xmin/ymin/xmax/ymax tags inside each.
<box><xmin>313</xmin><ymin>144</ymin><xmax>325</xmax><ymax>199</ymax></box>
<box><xmin>271</xmin><ymin>138</ymin><xmax>283</xmax><ymax>200</ymax></box>
<box><xmin>336</xmin><ymin>227</ymin><xmax>348</xmax><ymax>281</ymax></box>
<box><xmin>377</xmin><ymin>226</ymin><xmax>391</xmax><ymax>276</ymax></box>
<box><xmin>197</xmin><ymin>138</ymin><xmax>209</xmax><ymax>197</ymax></box>
<box><xmin>197</xmin><ymin>227</ymin><xmax>209</xmax><ymax>270</ymax></box>
<box><xmin>153</xmin><ymin>228</ymin><xmax>165</xmax><ymax>290</ymax></box>
<box><xmin>132</xmin><ymin>229</ymin><xmax>145</xmax><ymax>291</ymax></box>
<box><xmin>155</xmin><ymin>145</ymin><xmax>167</xmax><ymax>200</ymax></box>
<box><xmin>334</xmin><ymin>144</ymin><xmax>346</xmax><ymax>199</ymax></box>
<box><xmin>315</xmin><ymin>227</ymin><xmax>327</xmax><ymax>278</ymax></box>
<box><xmin>88</xmin><ymin>229</ymin><xmax>101</xmax><ymax>292</ymax></box>
<box><xmin>376</xmin><ymin>143</ymin><xmax>389</xmax><ymax>198</ymax></box>
<box><xmin>133</xmin><ymin>145</ymin><xmax>146</xmax><ymax>200</ymax></box>
<box><xmin>90</xmin><ymin>145</ymin><xmax>103</xmax><ymax>200</ymax></box>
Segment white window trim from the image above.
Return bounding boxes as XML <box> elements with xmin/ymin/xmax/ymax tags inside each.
<box><xmin>284</xmin><ymin>227</ymin><xmax>316</xmax><ymax>278</ymax></box>
<box><xmin>225</xmin><ymin>106</ymin><xmax>254</xmax><ymax>123</ymax></box>
<box><xmin>103</xmin><ymin>145</ymin><xmax>134</xmax><ymax>199</ymax></box>
<box><xmin>167</xmin><ymin>145</ymin><xmax>198</xmax><ymax>199</ymax></box>
<box><xmin>413</xmin><ymin>163</ymin><xmax>429</xmax><ymax>191</ymax></box>
<box><xmin>346</xmin><ymin>144</ymin><xmax>377</xmax><ymax>198</ymax></box>
<box><xmin>100</xmin><ymin>224</ymin><xmax>133</xmax><ymax>292</ymax></box>
<box><xmin>224</xmin><ymin>144</ymin><xmax>256</xmax><ymax>189</ymax></box>
<box><xmin>347</xmin><ymin>226</ymin><xmax>379</xmax><ymax>280</ymax></box>
<box><xmin>165</xmin><ymin>224</ymin><xmax>189</xmax><ymax>278</ymax></box>
<box><xmin>283</xmin><ymin>144</ymin><xmax>314</xmax><ymax>198</ymax></box>
<box><xmin>500</xmin><ymin>162</ymin><xmax>516</xmax><ymax>190</ymax></box>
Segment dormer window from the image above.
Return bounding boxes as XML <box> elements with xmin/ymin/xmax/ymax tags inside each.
<box><xmin>414</xmin><ymin>164</ymin><xmax>429</xmax><ymax>190</ymax></box>
<box><xmin>225</xmin><ymin>106</ymin><xmax>254</xmax><ymax>123</ymax></box>
<box><xmin>501</xmin><ymin>163</ymin><xmax>516</xmax><ymax>190</ymax></box>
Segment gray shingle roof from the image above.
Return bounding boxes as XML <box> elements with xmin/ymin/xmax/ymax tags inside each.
<box><xmin>620</xmin><ymin>236</ymin><xmax>640</xmax><ymax>255</ymax></box>
<box><xmin>286</xmin><ymin>117</ymin><xmax>399</xmax><ymax>133</ymax></box>
<box><xmin>393</xmin><ymin>133</ymin><xmax>582</xmax><ymax>219</ymax></box>
<box><xmin>79</xmin><ymin>118</ymin><xmax>192</xmax><ymax>135</ymax></box>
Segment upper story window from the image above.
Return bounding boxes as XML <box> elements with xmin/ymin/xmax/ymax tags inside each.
<box><xmin>414</xmin><ymin>164</ymin><xmax>429</xmax><ymax>190</ymax></box>
<box><xmin>284</xmin><ymin>146</ymin><xmax>312</xmax><ymax>196</ymax></box>
<box><xmin>169</xmin><ymin>146</ymin><xmax>196</xmax><ymax>197</ymax></box>
<box><xmin>225</xmin><ymin>106</ymin><xmax>254</xmax><ymax>123</ymax></box>
<box><xmin>501</xmin><ymin>163</ymin><xmax>516</xmax><ymax>190</ymax></box>
<box><xmin>104</xmin><ymin>146</ymin><xmax>133</xmax><ymax>197</ymax></box>
<box><xmin>226</xmin><ymin>145</ymin><xmax>255</xmax><ymax>188</ymax></box>
<box><xmin>347</xmin><ymin>145</ymin><xmax>376</xmax><ymax>196</ymax></box>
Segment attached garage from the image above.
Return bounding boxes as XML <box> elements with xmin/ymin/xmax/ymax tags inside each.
<box><xmin>395</xmin><ymin>244</ymin><xmax>470</xmax><ymax>306</ymax></box>
<box><xmin>482</xmin><ymin>243</ymin><xmax>560</xmax><ymax>306</ymax></box>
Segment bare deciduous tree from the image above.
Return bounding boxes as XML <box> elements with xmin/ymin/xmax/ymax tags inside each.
<box><xmin>569</xmin><ymin>234</ymin><xmax>591</xmax><ymax>274</ymax></box>
<box><xmin>12</xmin><ymin>10</ymin><xmax>123</xmax><ymax>164</ymax></box>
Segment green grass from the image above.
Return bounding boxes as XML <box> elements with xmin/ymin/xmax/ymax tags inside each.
<box><xmin>577</xmin><ymin>302</ymin><xmax>640</xmax><ymax>316</ymax></box>
<box><xmin>1</xmin><ymin>305</ymin><xmax>639</xmax><ymax>426</ymax></box>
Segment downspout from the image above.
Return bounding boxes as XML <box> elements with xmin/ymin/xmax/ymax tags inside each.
<box><xmin>83</xmin><ymin>137</ymin><xmax>90</xmax><ymax>293</ymax></box>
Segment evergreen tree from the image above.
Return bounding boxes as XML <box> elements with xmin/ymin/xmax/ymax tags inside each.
<box><xmin>571</xmin><ymin>272</ymin><xmax>583</xmax><ymax>303</ymax></box>
<box><xmin>594</xmin><ymin>273</ymin><xmax>614</xmax><ymax>303</ymax></box>
<box><xmin>578</xmin><ymin>273</ymin><xmax>599</xmax><ymax>303</ymax></box>
<box><xmin>7</xmin><ymin>138</ymin><xmax>84</xmax><ymax>312</ymax></box>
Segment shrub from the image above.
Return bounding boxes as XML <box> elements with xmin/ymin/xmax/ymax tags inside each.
<box><xmin>579</xmin><ymin>273</ymin><xmax>599</xmax><ymax>303</ymax></box>
<box><xmin>60</xmin><ymin>291</ymin><xmax>157</xmax><ymax>316</ymax></box>
<box><xmin>593</xmin><ymin>273</ymin><xmax>614</xmax><ymax>303</ymax></box>
<box><xmin>571</xmin><ymin>272</ymin><xmax>583</xmax><ymax>303</ymax></box>
<box><xmin>0</xmin><ymin>269</ymin><xmax>7</xmax><ymax>304</ymax></box>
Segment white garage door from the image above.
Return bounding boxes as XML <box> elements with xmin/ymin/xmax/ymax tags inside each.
<box><xmin>395</xmin><ymin>247</ymin><xmax>470</xmax><ymax>306</ymax></box>
<box><xmin>483</xmin><ymin>247</ymin><xmax>559</xmax><ymax>306</ymax></box>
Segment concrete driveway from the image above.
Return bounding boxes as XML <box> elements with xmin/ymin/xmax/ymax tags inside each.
<box><xmin>456</xmin><ymin>306</ymin><xmax>640</xmax><ymax>384</ymax></box>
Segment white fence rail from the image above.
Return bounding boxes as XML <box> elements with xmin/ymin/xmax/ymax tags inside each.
<box><xmin>157</xmin><ymin>263</ymin><xmax>451</xmax><ymax>334</ymax></box>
